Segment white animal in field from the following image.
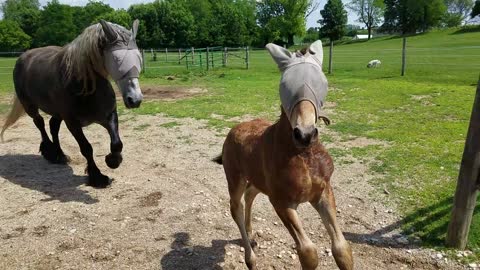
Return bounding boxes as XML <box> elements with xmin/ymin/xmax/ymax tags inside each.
<box><xmin>367</xmin><ymin>59</ymin><xmax>381</xmax><ymax>68</ymax></box>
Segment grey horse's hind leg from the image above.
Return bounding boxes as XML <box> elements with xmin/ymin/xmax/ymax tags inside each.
<box><xmin>23</xmin><ymin>105</ymin><xmax>57</xmax><ymax>163</ymax></box>
<box><xmin>48</xmin><ymin>116</ymin><xmax>70</xmax><ymax>164</ymax></box>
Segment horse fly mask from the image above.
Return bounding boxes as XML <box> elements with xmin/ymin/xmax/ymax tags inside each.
<box><xmin>100</xmin><ymin>19</ymin><xmax>143</xmax><ymax>108</ymax></box>
<box><xmin>266</xmin><ymin>41</ymin><xmax>330</xmax><ymax>125</ymax></box>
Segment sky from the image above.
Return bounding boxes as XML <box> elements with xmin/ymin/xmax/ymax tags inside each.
<box><xmin>0</xmin><ymin>0</ymin><xmax>360</xmax><ymax>28</ymax></box>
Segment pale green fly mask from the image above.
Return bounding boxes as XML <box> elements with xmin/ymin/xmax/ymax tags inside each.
<box><xmin>100</xmin><ymin>19</ymin><xmax>143</xmax><ymax>108</ymax></box>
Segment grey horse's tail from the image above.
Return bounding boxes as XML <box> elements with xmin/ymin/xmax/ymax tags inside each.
<box><xmin>1</xmin><ymin>94</ymin><xmax>25</xmax><ymax>142</ymax></box>
<box><xmin>212</xmin><ymin>154</ymin><xmax>223</xmax><ymax>165</ymax></box>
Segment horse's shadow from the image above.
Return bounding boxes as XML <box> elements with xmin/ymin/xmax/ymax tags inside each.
<box><xmin>161</xmin><ymin>232</ymin><xmax>239</xmax><ymax>270</ymax></box>
<box><xmin>0</xmin><ymin>154</ymin><xmax>98</xmax><ymax>204</ymax></box>
<box><xmin>344</xmin><ymin>196</ymin><xmax>479</xmax><ymax>249</ymax></box>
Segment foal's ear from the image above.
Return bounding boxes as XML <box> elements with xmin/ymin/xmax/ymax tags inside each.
<box><xmin>100</xmin><ymin>19</ymin><xmax>118</xmax><ymax>43</ymax></box>
<box><xmin>265</xmin><ymin>43</ymin><xmax>293</xmax><ymax>71</ymax></box>
<box><xmin>308</xmin><ymin>40</ymin><xmax>324</xmax><ymax>66</ymax></box>
<box><xmin>132</xmin><ymin>19</ymin><xmax>139</xmax><ymax>40</ymax></box>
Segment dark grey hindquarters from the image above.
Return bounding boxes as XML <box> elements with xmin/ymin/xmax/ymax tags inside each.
<box><xmin>13</xmin><ymin>46</ymin><xmax>121</xmax><ymax>188</ymax></box>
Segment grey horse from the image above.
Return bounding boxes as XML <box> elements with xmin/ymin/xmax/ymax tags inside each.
<box><xmin>1</xmin><ymin>20</ymin><xmax>143</xmax><ymax>188</ymax></box>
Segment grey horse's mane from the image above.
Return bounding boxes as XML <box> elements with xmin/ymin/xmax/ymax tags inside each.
<box><xmin>61</xmin><ymin>22</ymin><xmax>131</xmax><ymax>94</ymax></box>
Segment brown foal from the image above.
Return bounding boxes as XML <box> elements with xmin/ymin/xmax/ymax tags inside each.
<box><xmin>214</xmin><ymin>41</ymin><xmax>353</xmax><ymax>270</ymax></box>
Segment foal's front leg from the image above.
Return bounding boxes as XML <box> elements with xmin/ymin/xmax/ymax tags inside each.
<box><xmin>101</xmin><ymin>110</ymin><xmax>123</xmax><ymax>169</ymax></box>
<box><xmin>272</xmin><ymin>202</ymin><xmax>318</xmax><ymax>270</ymax></box>
<box><xmin>311</xmin><ymin>183</ymin><xmax>353</xmax><ymax>270</ymax></box>
<box><xmin>64</xmin><ymin>119</ymin><xmax>110</xmax><ymax>188</ymax></box>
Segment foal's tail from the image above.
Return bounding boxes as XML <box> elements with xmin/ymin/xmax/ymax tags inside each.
<box><xmin>212</xmin><ymin>154</ymin><xmax>223</xmax><ymax>165</ymax></box>
<box><xmin>1</xmin><ymin>94</ymin><xmax>25</xmax><ymax>142</ymax></box>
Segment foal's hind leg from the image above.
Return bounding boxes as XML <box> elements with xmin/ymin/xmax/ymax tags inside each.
<box><xmin>311</xmin><ymin>184</ymin><xmax>353</xmax><ymax>270</ymax></box>
<box><xmin>227</xmin><ymin>174</ymin><xmax>257</xmax><ymax>269</ymax></box>
<box><xmin>47</xmin><ymin>116</ymin><xmax>70</xmax><ymax>164</ymax></box>
<box><xmin>64</xmin><ymin>119</ymin><xmax>110</xmax><ymax>188</ymax></box>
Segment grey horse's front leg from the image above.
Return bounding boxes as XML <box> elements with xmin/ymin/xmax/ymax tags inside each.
<box><xmin>102</xmin><ymin>110</ymin><xmax>123</xmax><ymax>169</ymax></box>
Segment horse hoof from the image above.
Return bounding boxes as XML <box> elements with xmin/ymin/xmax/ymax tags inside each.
<box><xmin>40</xmin><ymin>141</ymin><xmax>70</xmax><ymax>164</ymax></box>
<box><xmin>105</xmin><ymin>153</ymin><xmax>122</xmax><ymax>169</ymax></box>
<box><xmin>87</xmin><ymin>173</ymin><xmax>111</xmax><ymax>188</ymax></box>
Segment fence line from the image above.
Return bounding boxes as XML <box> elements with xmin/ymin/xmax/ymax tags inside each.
<box><xmin>140</xmin><ymin>46</ymin><xmax>250</xmax><ymax>73</ymax></box>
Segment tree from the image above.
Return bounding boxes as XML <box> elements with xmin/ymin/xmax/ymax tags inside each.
<box><xmin>382</xmin><ymin>0</ymin><xmax>446</xmax><ymax>34</ymax></box>
<box><xmin>0</xmin><ymin>0</ymin><xmax>40</xmax><ymax>38</ymax></box>
<box><xmin>381</xmin><ymin>0</ymin><xmax>399</xmax><ymax>33</ymax></box>
<box><xmin>128</xmin><ymin>3</ymin><xmax>163</xmax><ymax>48</ymax></box>
<box><xmin>318</xmin><ymin>0</ymin><xmax>348</xmax><ymax>41</ymax></box>
<box><xmin>94</xmin><ymin>9</ymin><xmax>132</xmax><ymax>28</ymax></box>
<box><xmin>303</xmin><ymin>27</ymin><xmax>320</xmax><ymax>43</ymax></box>
<box><xmin>347</xmin><ymin>0</ymin><xmax>384</xmax><ymax>39</ymax></box>
<box><xmin>0</xmin><ymin>19</ymin><xmax>31</xmax><ymax>51</ymax></box>
<box><xmin>77</xmin><ymin>0</ymin><xmax>114</xmax><ymax>27</ymax></box>
<box><xmin>443</xmin><ymin>0</ymin><xmax>474</xmax><ymax>26</ymax></box>
<box><xmin>35</xmin><ymin>0</ymin><xmax>76</xmax><ymax>46</ymax></box>
<box><xmin>472</xmin><ymin>0</ymin><xmax>480</xmax><ymax>17</ymax></box>
<box><xmin>157</xmin><ymin>0</ymin><xmax>195</xmax><ymax>47</ymax></box>
<box><xmin>256</xmin><ymin>0</ymin><xmax>318</xmax><ymax>46</ymax></box>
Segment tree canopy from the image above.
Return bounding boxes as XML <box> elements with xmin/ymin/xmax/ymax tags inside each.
<box><xmin>382</xmin><ymin>0</ymin><xmax>447</xmax><ymax>34</ymax></box>
<box><xmin>472</xmin><ymin>0</ymin><xmax>480</xmax><ymax>17</ymax></box>
<box><xmin>319</xmin><ymin>0</ymin><xmax>348</xmax><ymax>41</ymax></box>
<box><xmin>0</xmin><ymin>0</ymin><xmax>40</xmax><ymax>37</ymax></box>
<box><xmin>256</xmin><ymin>0</ymin><xmax>318</xmax><ymax>46</ymax></box>
<box><xmin>347</xmin><ymin>0</ymin><xmax>384</xmax><ymax>39</ymax></box>
<box><xmin>34</xmin><ymin>0</ymin><xmax>76</xmax><ymax>47</ymax></box>
<box><xmin>0</xmin><ymin>19</ymin><xmax>31</xmax><ymax>51</ymax></box>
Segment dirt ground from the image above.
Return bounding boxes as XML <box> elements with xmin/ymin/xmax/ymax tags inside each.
<box><xmin>0</xmin><ymin>99</ymin><xmax>468</xmax><ymax>269</ymax></box>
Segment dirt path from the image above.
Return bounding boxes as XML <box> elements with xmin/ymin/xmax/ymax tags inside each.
<box><xmin>0</xmin><ymin>113</ymin><xmax>466</xmax><ymax>270</ymax></box>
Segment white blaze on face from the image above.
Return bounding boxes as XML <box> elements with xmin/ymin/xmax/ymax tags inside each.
<box><xmin>115</xmin><ymin>76</ymin><xmax>143</xmax><ymax>108</ymax></box>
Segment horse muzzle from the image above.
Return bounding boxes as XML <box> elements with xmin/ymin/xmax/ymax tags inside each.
<box><xmin>293</xmin><ymin>125</ymin><xmax>318</xmax><ymax>148</ymax></box>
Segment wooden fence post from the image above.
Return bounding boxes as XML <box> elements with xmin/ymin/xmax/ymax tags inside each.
<box><xmin>178</xmin><ymin>48</ymin><xmax>181</xmax><ymax>64</ymax></box>
<box><xmin>206</xmin><ymin>47</ymin><xmax>210</xmax><ymax>71</ymax></box>
<box><xmin>245</xmin><ymin>46</ymin><xmax>249</xmax><ymax>70</ymax></box>
<box><xmin>223</xmin><ymin>47</ymin><xmax>227</xmax><ymax>67</ymax></box>
<box><xmin>191</xmin><ymin>47</ymin><xmax>195</xmax><ymax>65</ymax></box>
<box><xmin>446</xmin><ymin>79</ymin><xmax>480</xmax><ymax>249</ymax></box>
<box><xmin>165</xmin><ymin>48</ymin><xmax>168</xmax><ymax>62</ymax></box>
<box><xmin>328</xmin><ymin>40</ymin><xmax>333</xmax><ymax>74</ymax></box>
<box><xmin>211</xmin><ymin>49</ymin><xmax>214</xmax><ymax>68</ymax></box>
<box><xmin>141</xmin><ymin>49</ymin><xmax>145</xmax><ymax>73</ymax></box>
<box><xmin>401</xmin><ymin>37</ymin><xmax>407</xmax><ymax>76</ymax></box>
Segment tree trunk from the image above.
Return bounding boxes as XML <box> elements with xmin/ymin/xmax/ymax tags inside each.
<box><xmin>368</xmin><ymin>27</ymin><xmax>372</xmax><ymax>40</ymax></box>
<box><xmin>287</xmin><ymin>34</ymin><xmax>294</xmax><ymax>47</ymax></box>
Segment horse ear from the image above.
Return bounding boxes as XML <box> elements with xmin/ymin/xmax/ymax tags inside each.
<box><xmin>132</xmin><ymin>19</ymin><xmax>139</xmax><ymax>40</ymax></box>
<box><xmin>100</xmin><ymin>19</ymin><xmax>117</xmax><ymax>42</ymax></box>
<box><xmin>308</xmin><ymin>40</ymin><xmax>324</xmax><ymax>66</ymax></box>
<box><xmin>265</xmin><ymin>43</ymin><xmax>293</xmax><ymax>71</ymax></box>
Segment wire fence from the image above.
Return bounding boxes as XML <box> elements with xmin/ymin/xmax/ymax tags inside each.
<box><xmin>140</xmin><ymin>46</ymin><xmax>249</xmax><ymax>76</ymax></box>
<box><xmin>0</xmin><ymin>41</ymin><xmax>479</xmax><ymax>78</ymax></box>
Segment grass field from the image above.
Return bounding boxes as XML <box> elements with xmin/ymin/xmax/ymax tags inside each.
<box><xmin>0</xmin><ymin>27</ymin><xmax>479</xmax><ymax>259</ymax></box>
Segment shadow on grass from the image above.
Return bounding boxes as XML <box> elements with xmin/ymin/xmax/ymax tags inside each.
<box><xmin>451</xmin><ymin>26</ymin><xmax>480</xmax><ymax>35</ymax></box>
<box><xmin>345</xmin><ymin>197</ymin><xmax>479</xmax><ymax>249</ymax></box>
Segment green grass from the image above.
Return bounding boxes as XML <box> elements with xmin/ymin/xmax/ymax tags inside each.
<box><xmin>159</xmin><ymin>121</ymin><xmax>180</xmax><ymax>128</ymax></box>
<box><xmin>0</xmin><ymin>28</ymin><xmax>479</xmax><ymax>258</ymax></box>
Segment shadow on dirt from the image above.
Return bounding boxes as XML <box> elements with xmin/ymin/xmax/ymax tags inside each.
<box><xmin>0</xmin><ymin>154</ymin><xmax>98</xmax><ymax>204</ymax></box>
<box><xmin>161</xmin><ymin>232</ymin><xmax>241</xmax><ymax>270</ymax></box>
<box><xmin>344</xmin><ymin>197</ymin><xmax>479</xmax><ymax>249</ymax></box>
